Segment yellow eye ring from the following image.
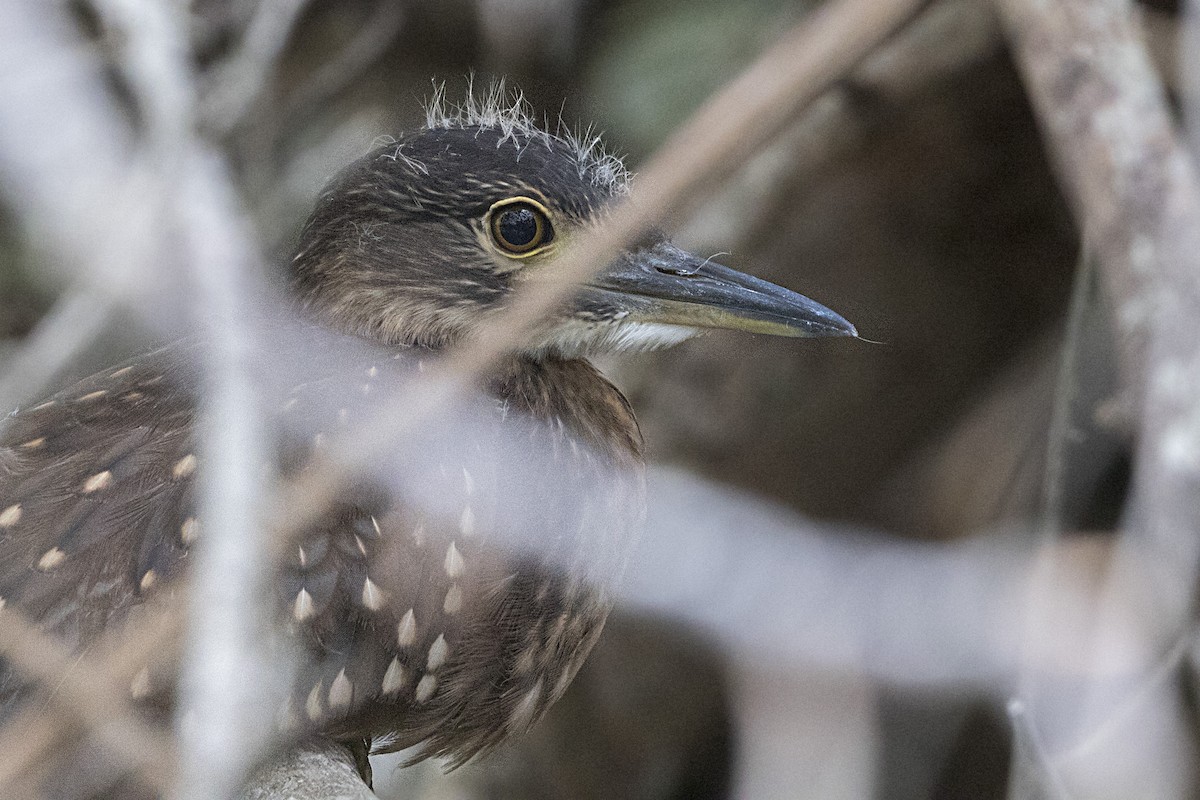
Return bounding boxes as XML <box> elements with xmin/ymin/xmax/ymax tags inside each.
<box><xmin>487</xmin><ymin>197</ymin><xmax>554</xmax><ymax>256</ymax></box>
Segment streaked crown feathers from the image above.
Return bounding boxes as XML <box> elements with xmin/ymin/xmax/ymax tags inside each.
<box><xmin>421</xmin><ymin>81</ymin><xmax>631</xmax><ymax>195</ymax></box>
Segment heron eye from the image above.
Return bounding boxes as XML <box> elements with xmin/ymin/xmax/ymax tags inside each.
<box><xmin>488</xmin><ymin>199</ymin><xmax>553</xmax><ymax>255</ymax></box>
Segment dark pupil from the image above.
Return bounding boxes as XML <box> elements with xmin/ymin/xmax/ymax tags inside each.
<box><xmin>499</xmin><ymin>207</ymin><xmax>539</xmax><ymax>247</ymax></box>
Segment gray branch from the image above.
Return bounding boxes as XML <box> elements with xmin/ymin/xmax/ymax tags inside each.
<box><xmin>242</xmin><ymin>741</ymin><xmax>377</xmax><ymax>800</ymax></box>
<box><xmin>0</xmin><ymin>1</ymin><xmax>146</xmax><ymax>412</ymax></box>
<box><xmin>202</xmin><ymin>0</ymin><xmax>315</xmax><ymax>135</ymax></box>
<box><xmin>74</xmin><ymin>1</ymin><xmax>288</xmax><ymax>797</ymax></box>
<box><xmin>996</xmin><ymin>0</ymin><xmax>1200</xmax><ymax>795</ymax></box>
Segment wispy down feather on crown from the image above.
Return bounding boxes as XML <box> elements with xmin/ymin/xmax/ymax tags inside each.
<box><xmin>423</xmin><ymin>80</ymin><xmax>631</xmax><ymax>195</ymax></box>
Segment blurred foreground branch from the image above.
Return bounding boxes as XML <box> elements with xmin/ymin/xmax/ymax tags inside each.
<box><xmin>202</xmin><ymin>0</ymin><xmax>314</xmax><ymax>134</ymax></box>
<box><xmin>681</xmin><ymin>0</ymin><xmax>1001</xmax><ymax>247</ymax></box>
<box><xmin>0</xmin><ymin>610</ymin><xmax>176</xmax><ymax>797</ymax></box>
<box><xmin>997</xmin><ymin>0</ymin><xmax>1200</xmax><ymax>795</ymax></box>
<box><xmin>0</xmin><ymin>2</ymin><xmax>151</xmax><ymax>413</ymax></box>
<box><xmin>85</xmin><ymin>1</ymin><xmax>283</xmax><ymax>798</ymax></box>
<box><xmin>997</xmin><ymin>0</ymin><xmax>1200</xmax><ymax>392</ymax></box>
<box><xmin>998</xmin><ymin>0</ymin><xmax>1200</xmax><ymax>647</ymax></box>
<box><xmin>0</xmin><ymin>596</ymin><xmax>185</xmax><ymax>799</ymax></box>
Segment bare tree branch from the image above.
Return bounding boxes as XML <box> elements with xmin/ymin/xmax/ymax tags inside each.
<box><xmin>996</xmin><ymin>0</ymin><xmax>1200</xmax><ymax>629</ymax></box>
<box><xmin>0</xmin><ymin>609</ymin><xmax>176</xmax><ymax>796</ymax></box>
<box><xmin>88</xmin><ymin>1</ymin><xmax>283</xmax><ymax>798</ymax></box>
<box><xmin>0</xmin><ymin>288</ymin><xmax>117</xmax><ymax>416</ymax></box>
<box><xmin>0</xmin><ymin>592</ymin><xmax>186</xmax><ymax>795</ymax></box>
<box><xmin>996</xmin><ymin>0</ymin><xmax>1200</xmax><ymax>794</ymax></box>
<box><xmin>275</xmin><ymin>0</ymin><xmax>406</xmax><ymax>130</ymax></box>
<box><xmin>0</xmin><ymin>0</ymin><xmax>157</xmax><ymax>411</ymax></box>
<box><xmin>996</xmin><ymin>0</ymin><xmax>1200</xmax><ymax>389</ymax></box>
<box><xmin>241</xmin><ymin>740</ymin><xmax>377</xmax><ymax>800</ymax></box>
<box><xmin>202</xmin><ymin>0</ymin><xmax>316</xmax><ymax>135</ymax></box>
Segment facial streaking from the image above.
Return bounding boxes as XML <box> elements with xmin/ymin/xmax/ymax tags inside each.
<box><xmin>290</xmin><ymin>107</ymin><xmax>854</xmax><ymax>356</ymax></box>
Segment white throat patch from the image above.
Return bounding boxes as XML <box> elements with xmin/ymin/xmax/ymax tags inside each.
<box><xmin>535</xmin><ymin>319</ymin><xmax>698</xmax><ymax>358</ymax></box>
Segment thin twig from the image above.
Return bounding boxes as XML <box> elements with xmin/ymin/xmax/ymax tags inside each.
<box><xmin>1040</xmin><ymin>255</ymin><xmax>1097</xmax><ymax>534</ymax></box>
<box><xmin>0</xmin><ymin>609</ymin><xmax>177</xmax><ymax>796</ymax></box>
<box><xmin>202</xmin><ymin>0</ymin><xmax>315</xmax><ymax>135</ymax></box>
<box><xmin>275</xmin><ymin>0</ymin><xmax>406</xmax><ymax>130</ymax></box>
<box><xmin>0</xmin><ymin>599</ymin><xmax>186</xmax><ymax>797</ymax></box>
<box><xmin>0</xmin><ymin>288</ymin><xmax>116</xmax><ymax>415</ymax></box>
<box><xmin>0</xmin><ymin>0</ymin><xmax>156</xmax><ymax>412</ymax></box>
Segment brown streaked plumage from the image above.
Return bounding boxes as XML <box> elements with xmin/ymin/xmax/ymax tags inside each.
<box><xmin>0</xmin><ymin>93</ymin><xmax>855</xmax><ymax>787</ymax></box>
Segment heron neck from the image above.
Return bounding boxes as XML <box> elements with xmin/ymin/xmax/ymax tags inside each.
<box><xmin>488</xmin><ymin>356</ymin><xmax>644</xmax><ymax>467</ymax></box>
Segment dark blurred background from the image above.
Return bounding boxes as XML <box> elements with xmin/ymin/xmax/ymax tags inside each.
<box><xmin>2</xmin><ymin>0</ymin><xmax>1167</xmax><ymax>797</ymax></box>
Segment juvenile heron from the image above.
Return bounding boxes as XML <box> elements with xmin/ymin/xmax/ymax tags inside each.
<box><xmin>0</xmin><ymin>99</ymin><xmax>855</xmax><ymax>785</ymax></box>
